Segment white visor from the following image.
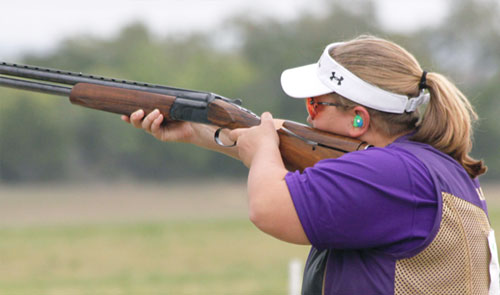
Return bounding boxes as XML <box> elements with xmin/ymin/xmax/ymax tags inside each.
<box><xmin>280</xmin><ymin>42</ymin><xmax>429</xmax><ymax>113</ymax></box>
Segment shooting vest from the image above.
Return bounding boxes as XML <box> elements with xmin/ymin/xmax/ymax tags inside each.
<box><xmin>392</xmin><ymin>140</ymin><xmax>496</xmax><ymax>294</ymax></box>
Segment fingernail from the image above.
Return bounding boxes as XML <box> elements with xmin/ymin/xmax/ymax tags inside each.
<box><xmin>133</xmin><ymin>110</ymin><xmax>143</xmax><ymax>118</ymax></box>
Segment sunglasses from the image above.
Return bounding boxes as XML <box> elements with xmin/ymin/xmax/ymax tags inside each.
<box><xmin>306</xmin><ymin>97</ymin><xmax>342</xmax><ymax>119</ymax></box>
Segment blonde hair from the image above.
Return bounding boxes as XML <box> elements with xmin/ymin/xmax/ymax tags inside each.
<box><xmin>330</xmin><ymin>35</ymin><xmax>486</xmax><ymax>178</ymax></box>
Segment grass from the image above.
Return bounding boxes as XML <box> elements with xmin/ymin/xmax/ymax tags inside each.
<box><xmin>0</xmin><ymin>181</ymin><xmax>498</xmax><ymax>294</ymax></box>
<box><xmin>0</xmin><ymin>219</ymin><xmax>309</xmax><ymax>295</ymax></box>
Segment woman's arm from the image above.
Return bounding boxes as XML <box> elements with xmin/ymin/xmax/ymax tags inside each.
<box><xmin>229</xmin><ymin>112</ymin><xmax>310</xmax><ymax>245</ymax></box>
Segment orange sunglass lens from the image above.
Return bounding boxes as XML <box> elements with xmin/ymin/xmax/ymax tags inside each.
<box><xmin>306</xmin><ymin>97</ymin><xmax>316</xmax><ymax>119</ymax></box>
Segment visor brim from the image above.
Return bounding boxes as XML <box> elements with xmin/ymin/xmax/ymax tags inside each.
<box><xmin>280</xmin><ymin>63</ymin><xmax>333</xmax><ymax>99</ymax></box>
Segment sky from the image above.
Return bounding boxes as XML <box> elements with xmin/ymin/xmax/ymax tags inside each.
<box><xmin>1</xmin><ymin>0</ymin><xmax>449</xmax><ymax>59</ymax></box>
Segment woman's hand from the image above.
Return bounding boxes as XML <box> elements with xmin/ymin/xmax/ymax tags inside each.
<box><xmin>121</xmin><ymin>109</ymin><xmax>195</xmax><ymax>143</ymax></box>
<box><xmin>229</xmin><ymin>112</ymin><xmax>280</xmax><ymax>168</ymax></box>
<box><xmin>121</xmin><ymin>108</ymin><xmax>240</xmax><ymax>159</ymax></box>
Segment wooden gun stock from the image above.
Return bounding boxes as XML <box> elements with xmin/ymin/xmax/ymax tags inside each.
<box><xmin>278</xmin><ymin>121</ymin><xmax>370</xmax><ymax>171</ymax></box>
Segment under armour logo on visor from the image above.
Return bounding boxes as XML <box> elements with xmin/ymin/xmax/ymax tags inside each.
<box><xmin>330</xmin><ymin>72</ymin><xmax>344</xmax><ymax>85</ymax></box>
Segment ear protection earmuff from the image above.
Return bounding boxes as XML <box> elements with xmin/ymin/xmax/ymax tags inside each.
<box><xmin>353</xmin><ymin>114</ymin><xmax>363</xmax><ymax>128</ymax></box>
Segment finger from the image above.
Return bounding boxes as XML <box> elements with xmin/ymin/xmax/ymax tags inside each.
<box><xmin>261</xmin><ymin>112</ymin><xmax>278</xmax><ymax>132</ymax></box>
<box><xmin>150</xmin><ymin>114</ymin><xmax>164</xmax><ymax>136</ymax></box>
<box><xmin>261</xmin><ymin>112</ymin><xmax>273</xmax><ymax>125</ymax></box>
<box><xmin>261</xmin><ymin>111</ymin><xmax>272</xmax><ymax>119</ymax></box>
<box><xmin>121</xmin><ymin>115</ymin><xmax>131</xmax><ymax>123</ymax></box>
<box><xmin>130</xmin><ymin>109</ymin><xmax>145</xmax><ymax>128</ymax></box>
<box><xmin>142</xmin><ymin>109</ymin><xmax>160</xmax><ymax>132</ymax></box>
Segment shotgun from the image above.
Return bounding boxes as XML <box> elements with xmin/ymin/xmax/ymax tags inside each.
<box><xmin>0</xmin><ymin>62</ymin><xmax>371</xmax><ymax>171</ymax></box>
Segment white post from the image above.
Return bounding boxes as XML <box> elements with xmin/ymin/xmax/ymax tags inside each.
<box><xmin>288</xmin><ymin>258</ymin><xmax>302</xmax><ymax>295</ymax></box>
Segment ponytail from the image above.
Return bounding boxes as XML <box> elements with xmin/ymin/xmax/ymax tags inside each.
<box><xmin>411</xmin><ymin>73</ymin><xmax>487</xmax><ymax>178</ymax></box>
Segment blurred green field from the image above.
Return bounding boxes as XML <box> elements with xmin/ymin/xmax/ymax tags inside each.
<box><xmin>0</xmin><ymin>181</ymin><xmax>309</xmax><ymax>295</ymax></box>
<box><xmin>0</xmin><ymin>220</ymin><xmax>309</xmax><ymax>294</ymax></box>
<box><xmin>0</xmin><ymin>182</ymin><xmax>499</xmax><ymax>294</ymax></box>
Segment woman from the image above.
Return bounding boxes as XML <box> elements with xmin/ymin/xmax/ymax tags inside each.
<box><xmin>123</xmin><ymin>36</ymin><xmax>498</xmax><ymax>294</ymax></box>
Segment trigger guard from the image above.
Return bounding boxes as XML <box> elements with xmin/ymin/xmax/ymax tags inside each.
<box><xmin>214</xmin><ymin>128</ymin><xmax>237</xmax><ymax>147</ymax></box>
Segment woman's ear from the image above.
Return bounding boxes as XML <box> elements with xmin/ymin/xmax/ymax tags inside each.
<box><xmin>348</xmin><ymin>106</ymin><xmax>370</xmax><ymax>138</ymax></box>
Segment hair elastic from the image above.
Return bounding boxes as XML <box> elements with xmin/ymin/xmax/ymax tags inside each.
<box><xmin>419</xmin><ymin>71</ymin><xmax>428</xmax><ymax>90</ymax></box>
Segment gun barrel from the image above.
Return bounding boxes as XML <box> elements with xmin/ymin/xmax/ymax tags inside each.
<box><xmin>0</xmin><ymin>62</ymin><xmax>218</xmax><ymax>102</ymax></box>
<box><xmin>0</xmin><ymin>76</ymin><xmax>71</xmax><ymax>96</ymax></box>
